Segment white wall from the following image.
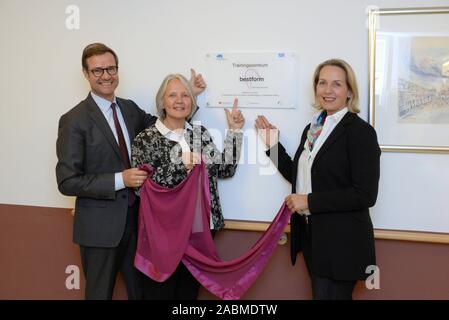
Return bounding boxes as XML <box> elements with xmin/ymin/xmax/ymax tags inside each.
<box><xmin>1</xmin><ymin>0</ymin><xmax>448</xmax><ymax>233</ymax></box>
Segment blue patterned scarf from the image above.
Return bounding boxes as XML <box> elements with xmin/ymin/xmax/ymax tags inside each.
<box><xmin>307</xmin><ymin>111</ymin><xmax>327</xmax><ymax>151</ymax></box>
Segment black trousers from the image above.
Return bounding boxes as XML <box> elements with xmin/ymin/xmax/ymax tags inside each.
<box><xmin>143</xmin><ymin>261</ymin><xmax>200</xmax><ymax>300</ymax></box>
<box><xmin>311</xmin><ymin>276</ymin><xmax>357</xmax><ymax>300</ymax></box>
<box><xmin>79</xmin><ymin>202</ymin><xmax>144</xmax><ymax>300</ymax></box>
<box><xmin>302</xmin><ymin>222</ymin><xmax>356</xmax><ymax>300</ymax></box>
<box><xmin>143</xmin><ymin>230</ymin><xmax>216</xmax><ymax>300</ymax></box>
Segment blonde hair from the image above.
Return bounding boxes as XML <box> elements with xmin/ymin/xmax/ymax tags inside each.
<box><xmin>155</xmin><ymin>74</ymin><xmax>197</xmax><ymax>120</ymax></box>
<box><xmin>312</xmin><ymin>58</ymin><xmax>360</xmax><ymax>113</ymax></box>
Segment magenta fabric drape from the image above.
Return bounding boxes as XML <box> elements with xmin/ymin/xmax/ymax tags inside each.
<box><xmin>134</xmin><ymin>161</ymin><xmax>292</xmax><ymax>300</ymax></box>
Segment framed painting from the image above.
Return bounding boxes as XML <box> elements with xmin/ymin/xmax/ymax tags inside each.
<box><xmin>368</xmin><ymin>7</ymin><xmax>449</xmax><ymax>153</ymax></box>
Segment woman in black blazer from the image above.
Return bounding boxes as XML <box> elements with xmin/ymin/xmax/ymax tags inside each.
<box><xmin>255</xmin><ymin>59</ymin><xmax>381</xmax><ymax>300</ymax></box>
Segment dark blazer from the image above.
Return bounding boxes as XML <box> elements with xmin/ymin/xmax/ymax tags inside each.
<box><xmin>268</xmin><ymin>112</ymin><xmax>381</xmax><ymax>280</ymax></box>
<box><xmin>56</xmin><ymin>93</ymin><xmax>156</xmax><ymax>247</ymax></box>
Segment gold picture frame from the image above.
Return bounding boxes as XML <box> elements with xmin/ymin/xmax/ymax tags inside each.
<box><xmin>368</xmin><ymin>7</ymin><xmax>449</xmax><ymax>153</ymax></box>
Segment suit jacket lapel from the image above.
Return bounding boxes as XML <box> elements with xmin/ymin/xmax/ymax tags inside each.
<box><xmin>313</xmin><ymin>112</ymin><xmax>356</xmax><ymax>165</ymax></box>
<box><xmin>116</xmin><ymin>98</ymin><xmax>135</xmax><ymax>143</ymax></box>
<box><xmin>86</xmin><ymin>94</ymin><xmax>122</xmax><ymax>161</ymax></box>
<box><xmin>291</xmin><ymin>124</ymin><xmax>310</xmax><ymax>193</ymax></box>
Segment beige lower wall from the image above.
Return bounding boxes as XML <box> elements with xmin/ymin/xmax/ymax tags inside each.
<box><xmin>1</xmin><ymin>204</ymin><xmax>448</xmax><ymax>300</ymax></box>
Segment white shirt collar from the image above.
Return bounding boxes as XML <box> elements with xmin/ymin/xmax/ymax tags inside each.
<box><xmin>310</xmin><ymin>107</ymin><xmax>348</xmax><ymax>125</ymax></box>
<box><xmin>328</xmin><ymin>106</ymin><xmax>348</xmax><ymax>123</ymax></box>
<box><xmin>155</xmin><ymin>118</ymin><xmax>192</xmax><ymax>152</ymax></box>
<box><xmin>91</xmin><ymin>91</ymin><xmax>116</xmax><ymax>113</ymax></box>
<box><xmin>155</xmin><ymin>118</ymin><xmax>192</xmax><ymax>135</ymax></box>
<box><xmin>305</xmin><ymin>106</ymin><xmax>349</xmax><ymax>154</ymax></box>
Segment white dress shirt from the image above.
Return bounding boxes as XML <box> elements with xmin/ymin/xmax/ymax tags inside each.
<box><xmin>91</xmin><ymin>92</ymin><xmax>131</xmax><ymax>191</ymax></box>
<box><xmin>296</xmin><ymin>107</ymin><xmax>348</xmax><ymax>215</ymax></box>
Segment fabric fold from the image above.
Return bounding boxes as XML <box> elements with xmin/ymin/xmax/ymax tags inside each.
<box><xmin>135</xmin><ymin>161</ymin><xmax>292</xmax><ymax>299</ymax></box>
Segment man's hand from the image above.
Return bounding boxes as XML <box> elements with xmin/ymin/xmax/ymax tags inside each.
<box><xmin>225</xmin><ymin>98</ymin><xmax>245</xmax><ymax>130</ymax></box>
<box><xmin>189</xmin><ymin>68</ymin><xmax>206</xmax><ymax>97</ymax></box>
<box><xmin>123</xmin><ymin>168</ymin><xmax>148</xmax><ymax>188</ymax></box>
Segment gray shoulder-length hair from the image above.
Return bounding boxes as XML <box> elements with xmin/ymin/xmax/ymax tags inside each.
<box><xmin>155</xmin><ymin>74</ymin><xmax>197</xmax><ymax>120</ymax></box>
<box><xmin>312</xmin><ymin>58</ymin><xmax>360</xmax><ymax>113</ymax></box>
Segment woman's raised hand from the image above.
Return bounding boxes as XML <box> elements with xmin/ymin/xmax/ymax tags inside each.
<box><xmin>255</xmin><ymin>115</ymin><xmax>279</xmax><ymax>148</ymax></box>
<box><xmin>225</xmin><ymin>98</ymin><xmax>245</xmax><ymax>130</ymax></box>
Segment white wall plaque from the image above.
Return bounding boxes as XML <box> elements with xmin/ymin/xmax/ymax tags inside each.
<box><xmin>205</xmin><ymin>52</ymin><xmax>298</xmax><ymax>109</ymax></box>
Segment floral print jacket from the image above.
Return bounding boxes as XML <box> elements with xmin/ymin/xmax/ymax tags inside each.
<box><xmin>132</xmin><ymin>121</ymin><xmax>243</xmax><ymax>229</ymax></box>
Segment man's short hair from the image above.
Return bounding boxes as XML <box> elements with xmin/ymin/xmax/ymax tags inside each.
<box><xmin>82</xmin><ymin>43</ymin><xmax>118</xmax><ymax>71</ymax></box>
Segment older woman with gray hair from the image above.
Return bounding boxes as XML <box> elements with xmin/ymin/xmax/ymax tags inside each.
<box><xmin>132</xmin><ymin>73</ymin><xmax>244</xmax><ymax>299</ymax></box>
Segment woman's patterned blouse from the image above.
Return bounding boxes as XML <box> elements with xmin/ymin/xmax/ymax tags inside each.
<box><xmin>132</xmin><ymin>122</ymin><xmax>243</xmax><ymax>230</ymax></box>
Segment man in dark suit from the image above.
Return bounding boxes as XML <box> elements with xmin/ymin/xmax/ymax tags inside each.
<box><xmin>56</xmin><ymin>43</ymin><xmax>205</xmax><ymax>299</ymax></box>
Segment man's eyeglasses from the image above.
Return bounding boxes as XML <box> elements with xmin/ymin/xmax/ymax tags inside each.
<box><xmin>89</xmin><ymin>66</ymin><xmax>118</xmax><ymax>77</ymax></box>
